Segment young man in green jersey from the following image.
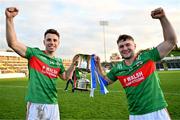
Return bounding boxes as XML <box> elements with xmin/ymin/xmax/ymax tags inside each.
<box><xmin>95</xmin><ymin>8</ymin><xmax>177</xmax><ymax>120</ymax></box>
<box><xmin>5</xmin><ymin>7</ymin><xmax>78</xmax><ymax>120</ymax></box>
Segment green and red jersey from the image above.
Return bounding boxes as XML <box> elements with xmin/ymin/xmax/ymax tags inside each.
<box><xmin>107</xmin><ymin>48</ymin><xmax>167</xmax><ymax>115</ymax></box>
<box><xmin>25</xmin><ymin>47</ymin><xmax>65</xmax><ymax>104</ymax></box>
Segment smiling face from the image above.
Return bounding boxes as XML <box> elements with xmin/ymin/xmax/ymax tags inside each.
<box><xmin>118</xmin><ymin>39</ymin><xmax>136</xmax><ymax>60</ymax></box>
<box><xmin>43</xmin><ymin>33</ymin><xmax>60</xmax><ymax>54</ymax></box>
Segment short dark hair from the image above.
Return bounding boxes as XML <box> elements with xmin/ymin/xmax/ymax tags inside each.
<box><xmin>117</xmin><ymin>34</ymin><xmax>134</xmax><ymax>44</ymax></box>
<box><xmin>44</xmin><ymin>29</ymin><xmax>60</xmax><ymax>38</ymax></box>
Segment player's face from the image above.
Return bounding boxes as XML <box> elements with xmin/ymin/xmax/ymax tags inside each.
<box><xmin>118</xmin><ymin>39</ymin><xmax>136</xmax><ymax>59</ymax></box>
<box><xmin>44</xmin><ymin>33</ymin><xmax>60</xmax><ymax>53</ymax></box>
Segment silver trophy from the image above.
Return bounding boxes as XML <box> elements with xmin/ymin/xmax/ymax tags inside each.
<box><xmin>74</xmin><ymin>54</ymin><xmax>91</xmax><ymax>91</ymax></box>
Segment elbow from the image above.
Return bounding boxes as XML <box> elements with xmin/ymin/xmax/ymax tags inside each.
<box><xmin>7</xmin><ymin>42</ymin><xmax>14</xmax><ymax>49</ymax></box>
<box><xmin>172</xmin><ymin>35</ymin><xmax>178</xmax><ymax>44</ymax></box>
<box><xmin>7</xmin><ymin>42</ymin><xmax>13</xmax><ymax>48</ymax></box>
<box><xmin>168</xmin><ymin>35</ymin><xmax>177</xmax><ymax>47</ymax></box>
<box><xmin>7</xmin><ymin>40</ymin><xmax>17</xmax><ymax>49</ymax></box>
<box><xmin>175</xmin><ymin>37</ymin><xmax>178</xmax><ymax>45</ymax></box>
<box><xmin>7</xmin><ymin>43</ymin><xmax>17</xmax><ymax>51</ymax></box>
<box><xmin>173</xmin><ymin>37</ymin><xmax>177</xmax><ymax>47</ymax></box>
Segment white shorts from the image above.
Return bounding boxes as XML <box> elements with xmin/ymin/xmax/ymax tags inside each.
<box><xmin>129</xmin><ymin>108</ymin><xmax>171</xmax><ymax>120</ymax></box>
<box><xmin>26</xmin><ymin>102</ymin><xmax>60</xmax><ymax>120</ymax></box>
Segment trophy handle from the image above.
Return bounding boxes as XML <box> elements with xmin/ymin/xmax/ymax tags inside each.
<box><xmin>76</xmin><ymin>54</ymin><xmax>91</xmax><ymax>73</ymax></box>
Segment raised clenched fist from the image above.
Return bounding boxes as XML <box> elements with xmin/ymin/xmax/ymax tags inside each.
<box><xmin>151</xmin><ymin>7</ymin><xmax>165</xmax><ymax>19</ymax></box>
<box><xmin>5</xmin><ymin>7</ymin><xmax>19</xmax><ymax>18</ymax></box>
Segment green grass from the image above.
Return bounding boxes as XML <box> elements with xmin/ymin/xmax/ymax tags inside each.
<box><xmin>0</xmin><ymin>71</ymin><xmax>180</xmax><ymax>120</ymax></box>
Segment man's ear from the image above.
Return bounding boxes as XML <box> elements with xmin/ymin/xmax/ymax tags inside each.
<box><xmin>58</xmin><ymin>39</ymin><xmax>60</xmax><ymax>45</ymax></box>
<box><xmin>43</xmin><ymin>39</ymin><xmax>45</xmax><ymax>45</ymax></box>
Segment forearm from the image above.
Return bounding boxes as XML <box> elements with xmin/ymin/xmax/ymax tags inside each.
<box><xmin>6</xmin><ymin>18</ymin><xmax>18</xmax><ymax>48</ymax></box>
<box><xmin>155</xmin><ymin>8</ymin><xmax>178</xmax><ymax>58</ymax></box>
<box><xmin>96</xmin><ymin>62</ymin><xmax>105</xmax><ymax>76</ymax></box>
<box><xmin>66</xmin><ymin>63</ymin><xmax>76</xmax><ymax>80</ymax></box>
<box><xmin>6</xmin><ymin>17</ymin><xmax>27</xmax><ymax>57</ymax></box>
<box><xmin>95</xmin><ymin>62</ymin><xmax>112</xmax><ymax>85</ymax></box>
<box><xmin>160</xmin><ymin>16</ymin><xmax>177</xmax><ymax>45</ymax></box>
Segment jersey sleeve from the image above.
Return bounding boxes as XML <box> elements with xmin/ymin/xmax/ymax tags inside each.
<box><xmin>143</xmin><ymin>47</ymin><xmax>161</xmax><ymax>62</ymax></box>
<box><xmin>58</xmin><ymin>58</ymin><xmax>65</xmax><ymax>74</ymax></box>
<box><xmin>106</xmin><ymin>66</ymin><xmax>118</xmax><ymax>82</ymax></box>
<box><xmin>25</xmin><ymin>47</ymin><xmax>40</xmax><ymax>60</ymax></box>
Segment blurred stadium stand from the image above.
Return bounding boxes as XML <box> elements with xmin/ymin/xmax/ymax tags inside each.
<box><xmin>0</xmin><ymin>48</ymin><xmax>180</xmax><ymax>78</ymax></box>
<box><xmin>156</xmin><ymin>56</ymin><xmax>180</xmax><ymax>70</ymax></box>
<box><xmin>0</xmin><ymin>50</ymin><xmax>72</xmax><ymax>78</ymax></box>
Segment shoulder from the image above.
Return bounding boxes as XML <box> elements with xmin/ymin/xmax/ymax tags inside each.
<box><xmin>136</xmin><ymin>48</ymin><xmax>156</xmax><ymax>58</ymax></box>
<box><xmin>55</xmin><ymin>57</ymin><xmax>63</xmax><ymax>63</ymax></box>
<box><xmin>137</xmin><ymin>48</ymin><xmax>151</xmax><ymax>56</ymax></box>
<box><xmin>54</xmin><ymin>57</ymin><xmax>64</xmax><ymax>67</ymax></box>
<box><xmin>26</xmin><ymin>47</ymin><xmax>43</xmax><ymax>59</ymax></box>
<box><xmin>136</xmin><ymin>47</ymin><xmax>160</xmax><ymax>61</ymax></box>
<box><xmin>114</xmin><ymin>61</ymin><xmax>123</xmax><ymax>69</ymax></box>
<box><xmin>110</xmin><ymin>61</ymin><xmax>124</xmax><ymax>73</ymax></box>
<box><xmin>27</xmin><ymin>47</ymin><xmax>42</xmax><ymax>53</ymax></box>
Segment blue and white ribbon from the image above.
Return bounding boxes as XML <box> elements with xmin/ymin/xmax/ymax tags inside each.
<box><xmin>90</xmin><ymin>55</ymin><xmax>109</xmax><ymax>97</ymax></box>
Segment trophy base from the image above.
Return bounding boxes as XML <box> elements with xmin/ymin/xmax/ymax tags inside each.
<box><xmin>74</xmin><ymin>87</ymin><xmax>90</xmax><ymax>91</ymax></box>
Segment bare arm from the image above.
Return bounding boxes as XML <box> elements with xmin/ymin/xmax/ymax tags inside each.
<box><xmin>59</xmin><ymin>55</ymin><xmax>79</xmax><ymax>80</ymax></box>
<box><xmin>59</xmin><ymin>64</ymin><xmax>76</xmax><ymax>80</ymax></box>
<box><xmin>6</xmin><ymin>7</ymin><xmax>27</xmax><ymax>58</ymax></box>
<box><xmin>151</xmin><ymin>8</ymin><xmax>177</xmax><ymax>59</ymax></box>
<box><xmin>94</xmin><ymin>55</ymin><xmax>114</xmax><ymax>85</ymax></box>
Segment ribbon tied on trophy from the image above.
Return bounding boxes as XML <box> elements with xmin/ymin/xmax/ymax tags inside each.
<box><xmin>74</xmin><ymin>54</ymin><xmax>109</xmax><ymax>97</ymax></box>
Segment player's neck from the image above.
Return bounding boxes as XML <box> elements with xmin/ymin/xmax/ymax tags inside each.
<box><xmin>124</xmin><ymin>54</ymin><xmax>137</xmax><ymax>66</ymax></box>
<box><xmin>44</xmin><ymin>50</ymin><xmax>55</xmax><ymax>58</ymax></box>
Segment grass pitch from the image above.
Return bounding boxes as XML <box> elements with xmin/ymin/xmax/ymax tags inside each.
<box><xmin>0</xmin><ymin>71</ymin><xmax>180</xmax><ymax>120</ymax></box>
